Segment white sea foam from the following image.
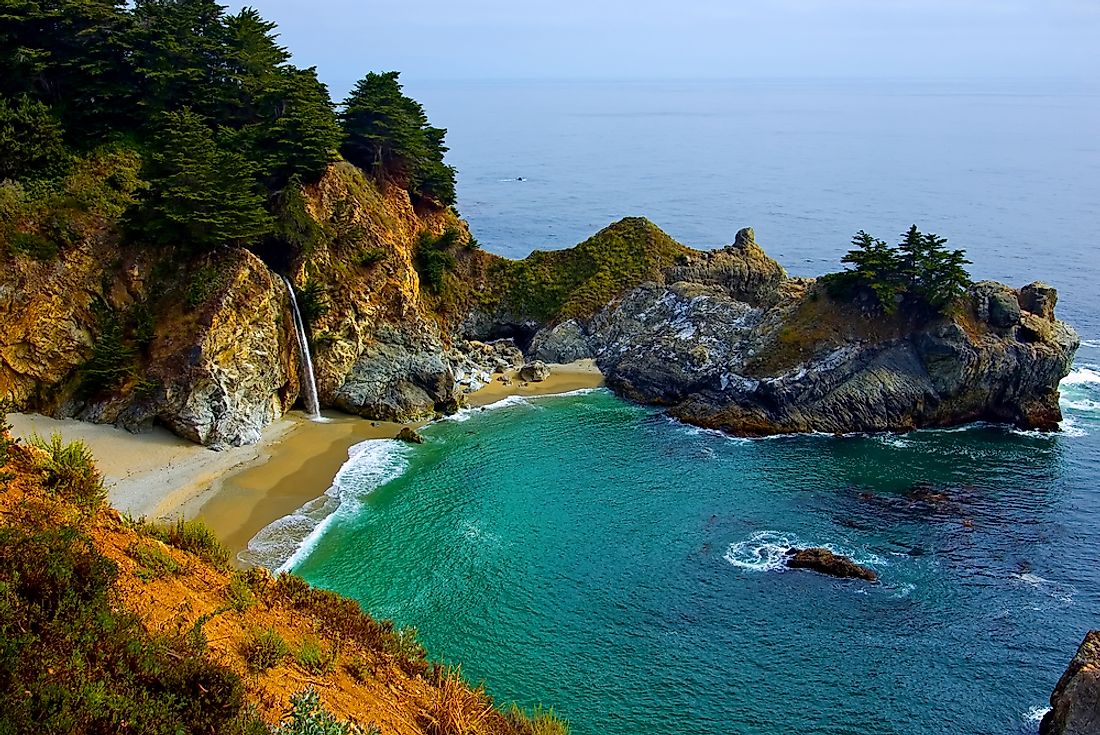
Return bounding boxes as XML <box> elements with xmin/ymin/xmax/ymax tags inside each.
<box><xmin>1062</xmin><ymin>365</ymin><xmax>1100</xmax><ymax>386</ymax></box>
<box><xmin>723</xmin><ymin>530</ymin><xmax>884</xmax><ymax>574</ymax></box>
<box><xmin>1079</xmin><ymin>338</ymin><xmax>1100</xmax><ymax>349</ymax></box>
<box><xmin>1012</xmin><ymin>571</ymin><xmax>1076</xmax><ymax>606</ymax></box>
<box><xmin>239</xmin><ymin>439</ymin><xmax>409</xmax><ymax>571</ymax></box>
<box><xmin>447</xmin><ymin>387</ymin><xmax>602</xmax><ymax>423</ymax></box>
<box><xmin>1023</xmin><ymin>705</ymin><xmax>1051</xmax><ymax>725</ymax></box>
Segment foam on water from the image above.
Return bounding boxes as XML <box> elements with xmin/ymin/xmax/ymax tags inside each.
<box><xmin>240</xmin><ymin>439</ymin><xmax>409</xmax><ymax>571</ymax></box>
<box><xmin>1022</xmin><ymin>705</ymin><xmax>1051</xmax><ymax>725</ymax></box>
<box><xmin>447</xmin><ymin>388</ymin><xmax>603</xmax><ymax>423</ymax></box>
<box><xmin>1062</xmin><ymin>366</ymin><xmax>1100</xmax><ymax>386</ymax></box>
<box><xmin>723</xmin><ymin>530</ymin><xmax>885</xmax><ymax>575</ymax></box>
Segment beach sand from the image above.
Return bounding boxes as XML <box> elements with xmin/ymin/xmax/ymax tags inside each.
<box><xmin>8</xmin><ymin>360</ymin><xmax>603</xmax><ymax>563</ymax></box>
<box><xmin>199</xmin><ymin>359</ymin><xmax>604</xmax><ymax>560</ymax></box>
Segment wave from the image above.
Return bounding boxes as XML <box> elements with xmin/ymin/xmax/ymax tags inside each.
<box><xmin>239</xmin><ymin>439</ymin><xmax>409</xmax><ymax>572</ymax></box>
<box><xmin>1022</xmin><ymin>705</ymin><xmax>1051</xmax><ymax>726</ymax></box>
<box><xmin>447</xmin><ymin>387</ymin><xmax>603</xmax><ymax>423</ymax></box>
<box><xmin>723</xmin><ymin>530</ymin><xmax>885</xmax><ymax>574</ymax></box>
<box><xmin>1062</xmin><ymin>365</ymin><xmax>1100</xmax><ymax>386</ymax></box>
<box><xmin>1079</xmin><ymin>338</ymin><xmax>1100</xmax><ymax>349</ymax></box>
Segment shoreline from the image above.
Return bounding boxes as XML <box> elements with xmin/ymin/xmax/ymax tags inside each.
<box><xmin>9</xmin><ymin>360</ymin><xmax>604</xmax><ymax>565</ymax></box>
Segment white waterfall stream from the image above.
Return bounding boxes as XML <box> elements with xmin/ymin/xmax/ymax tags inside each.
<box><xmin>282</xmin><ymin>276</ymin><xmax>321</xmax><ymax>419</ymax></box>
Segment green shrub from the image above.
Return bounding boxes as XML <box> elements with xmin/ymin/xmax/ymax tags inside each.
<box><xmin>384</xmin><ymin>625</ymin><xmax>427</xmax><ymax>662</ymax></box>
<box><xmin>7</xmin><ymin>230</ymin><xmax>59</xmax><ymax>259</ymax></box>
<box><xmin>296</xmin><ymin>637</ymin><xmax>335</xmax><ymax>675</ymax></box>
<box><xmin>356</xmin><ymin>247</ymin><xmax>387</xmax><ymax>267</ymax></box>
<box><xmin>78</xmin><ymin>301</ymin><xmax>138</xmax><ymax>397</ymax></box>
<box><xmin>507</xmin><ymin>704</ymin><xmax>571</xmax><ymax>735</ymax></box>
<box><xmin>225</xmin><ymin>571</ymin><xmax>256</xmax><ymax>612</ymax></box>
<box><xmin>186</xmin><ymin>263</ymin><xmax>229</xmax><ymax>309</ymax></box>
<box><xmin>127</xmin><ymin>541</ymin><xmax>184</xmax><ymax>581</ymax></box>
<box><xmin>297</xmin><ymin>278</ymin><xmax>330</xmax><ymax>326</ymax></box>
<box><xmin>26</xmin><ymin>433</ymin><xmax>106</xmax><ymax>513</ymax></box>
<box><xmin>159</xmin><ymin>518</ymin><xmax>230</xmax><ymax>569</ymax></box>
<box><xmin>0</xmin><ymin>525</ymin><xmax>249</xmax><ymax>734</ymax></box>
<box><xmin>344</xmin><ymin>653</ymin><xmax>371</xmax><ymax>682</ymax></box>
<box><xmin>241</xmin><ymin>627</ymin><xmax>289</xmax><ymax>672</ymax></box>
<box><xmin>273</xmin><ymin>688</ymin><xmax>354</xmax><ymax>735</ymax></box>
<box><xmin>415</xmin><ymin>229</ymin><xmax>459</xmax><ymax>294</ymax></box>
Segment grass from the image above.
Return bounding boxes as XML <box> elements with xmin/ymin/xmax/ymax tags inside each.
<box><xmin>419</xmin><ymin>666</ymin><xmax>495</xmax><ymax>735</ymax></box>
<box><xmin>127</xmin><ymin>540</ymin><xmax>184</xmax><ymax>581</ymax></box>
<box><xmin>507</xmin><ymin>704</ymin><xmax>571</xmax><ymax>735</ymax></box>
<box><xmin>296</xmin><ymin>637</ymin><xmax>336</xmax><ymax>675</ymax></box>
<box><xmin>128</xmin><ymin>517</ymin><xmax>231</xmax><ymax>570</ymax></box>
<box><xmin>26</xmin><ymin>432</ymin><xmax>105</xmax><ymax>514</ymax></box>
<box><xmin>241</xmin><ymin>627</ymin><xmax>290</xmax><ymax>672</ymax></box>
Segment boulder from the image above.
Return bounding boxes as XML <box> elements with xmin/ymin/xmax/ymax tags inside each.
<box><xmin>519</xmin><ymin>361</ymin><xmax>551</xmax><ymax>383</ymax></box>
<box><xmin>1042</xmin><ymin>631</ymin><xmax>1100</xmax><ymax>735</ymax></box>
<box><xmin>396</xmin><ymin>427</ymin><xmax>425</xmax><ymax>444</ymax></box>
<box><xmin>1021</xmin><ymin>282</ymin><xmax>1059</xmax><ymax>321</ymax></box>
<box><xmin>784</xmin><ymin>547</ymin><xmax>878</xmax><ymax>582</ymax></box>
<box><xmin>973</xmin><ymin>281</ymin><xmax>1021</xmax><ymax>328</ymax></box>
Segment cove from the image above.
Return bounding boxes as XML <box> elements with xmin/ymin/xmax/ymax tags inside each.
<box><xmin>290</xmin><ymin>376</ymin><xmax>1100</xmax><ymax>735</ymax></box>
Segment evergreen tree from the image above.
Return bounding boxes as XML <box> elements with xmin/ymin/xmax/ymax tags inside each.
<box><xmin>340</xmin><ymin>71</ymin><xmax>456</xmax><ymax>205</ymax></box>
<box><xmin>0</xmin><ymin>95</ymin><xmax>67</xmax><ymax>180</ymax></box>
<box><xmin>134</xmin><ymin>108</ymin><xmax>272</xmax><ymax>249</ymax></box>
<box><xmin>231</xmin><ymin>67</ymin><xmax>343</xmax><ymax>187</ymax></box>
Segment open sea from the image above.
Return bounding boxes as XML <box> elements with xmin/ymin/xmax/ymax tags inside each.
<box><xmin>272</xmin><ymin>79</ymin><xmax>1100</xmax><ymax>734</ymax></box>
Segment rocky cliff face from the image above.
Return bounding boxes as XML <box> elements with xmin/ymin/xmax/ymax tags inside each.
<box><xmin>1042</xmin><ymin>632</ymin><xmax>1100</xmax><ymax>735</ymax></box>
<box><xmin>525</xmin><ymin>228</ymin><xmax>1078</xmax><ymax>435</ymax></box>
<box><xmin>1</xmin><ymin>162</ymin><xmax>1080</xmax><ymax>446</ymax></box>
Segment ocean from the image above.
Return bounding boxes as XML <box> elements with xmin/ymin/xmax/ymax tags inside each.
<box><xmin>277</xmin><ymin>79</ymin><xmax>1100</xmax><ymax>734</ymax></box>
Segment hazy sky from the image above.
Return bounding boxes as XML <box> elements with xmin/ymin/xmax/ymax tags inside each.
<box><xmin>234</xmin><ymin>0</ymin><xmax>1098</xmax><ymax>97</ymax></box>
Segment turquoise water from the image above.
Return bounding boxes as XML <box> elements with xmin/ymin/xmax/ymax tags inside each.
<box><xmin>278</xmin><ymin>79</ymin><xmax>1100</xmax><ymax>733</ymax></box>
<box><xmin>291</xmin><ymin>373</ymin><xmax>1100</xmax><ymax>735</ymax></box>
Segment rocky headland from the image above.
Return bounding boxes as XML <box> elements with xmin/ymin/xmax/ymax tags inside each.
<box><xmin>1</xmin><ymin>162</ymin><xmax>1079</xmax><ymax>447</ymax></box>
<box><xmin>1043</xmin><ymin>631</ymin><xmax>1100</xmax><ymax>735</ymax></box>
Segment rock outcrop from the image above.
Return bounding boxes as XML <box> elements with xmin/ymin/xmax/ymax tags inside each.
<box><xmin>784</xmin><ymin>547</ymin><xmax>878</xmax><ymax>582</ymax></box>
<box><xmin>519</xmin><ymin>361</ymin><xmax>551</xmax><ymax>383</ymax></box>
<box><xmin>525</xmin><ymin>230</ymin><xmax>1078</xmax><ymax>436</ymax></box>
<box><xmin>1042</xmin><ymin>631</ymin><xmax>1100</xmax><ymax>735</ymax></box>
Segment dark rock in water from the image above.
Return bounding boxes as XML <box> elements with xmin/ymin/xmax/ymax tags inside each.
<box><xmin>784</xmin><ymin>547</ymin><xmax>878</xmax><ymax>582</ymax></box>
<box><xmin>396</xmin><ymin>427</ymin><xmax>425</xmax><ymax>444</ymax></box>
<box><xmin>1041</xmin><ymin>631</ymin><xmax>1100</xmax><ymax>735</ymax></box>
<box><xmin>519</xmin><ymin>361</ymin><xmax>551</xmax><ymax>383</ymax></box>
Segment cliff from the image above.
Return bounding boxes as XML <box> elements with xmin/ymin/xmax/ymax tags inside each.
<box><xmin>0</xmin><ymin>162</ymin><xmax>1079</xmax><ymax>445</ymax></box>
<box><xmin>1042</xmin><ymin>632</ymin><xmax>1100</xmax><ymax>735</ymax></box>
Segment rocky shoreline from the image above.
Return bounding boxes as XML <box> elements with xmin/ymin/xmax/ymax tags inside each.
<box><xmin>0</xmin><ymin>165</ymin><xmax>1079</xmax><ymax>448</ymax></box>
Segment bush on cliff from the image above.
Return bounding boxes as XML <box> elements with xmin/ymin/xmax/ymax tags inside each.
<box><xmin>823</xmin><ymin>225</ymin><xmax>971</xmax><ymax>314</ymax></box>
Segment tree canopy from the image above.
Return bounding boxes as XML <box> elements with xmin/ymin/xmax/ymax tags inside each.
<box><xmin>824</xmin><ymin>226</ymin><xmax>972</xmax><ymax>314</ymax></box>
<box><xmin>0</xmin><ymin>1</ymin><xmax>456</xmax><ymax>255</ymax></box>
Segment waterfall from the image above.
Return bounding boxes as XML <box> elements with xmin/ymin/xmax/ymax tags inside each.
<box><xmin>282</xmin><ymin>276</ymin><xmax>321</xmax><ymax>419</ymax></box>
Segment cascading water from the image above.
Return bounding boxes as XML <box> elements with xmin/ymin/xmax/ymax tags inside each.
<box><xmin>282</xmin><ymin>276</ymin><xmax>321</xmax><ymax>419</ymax></box>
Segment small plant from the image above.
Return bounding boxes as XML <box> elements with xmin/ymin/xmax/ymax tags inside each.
<box><xmin>297</xmin><ymin>278</ymin><xmax>330</xmax><ymax>326</ymax></box>
<box><xmin>344</xmin><ymin>653</ymin><xmax>370</xmax><ymax>683</ymax></box>
<box><xmin>78</xmin><ymin>301</ymin><xmax>138</xmax><ymax>397</ymax></box>
<box><xmin>224</xmin><ymin>571</ymin><xmax>256</xmax><ymax>612</ymax></box>
<box><xmin>356</xmin><ymin>246</ymin><xmax>386</xmax><ymax>267</ymax></box>
<box><xmin>419</xmin><ymin>666</ymin><xmax>494</xmax><ymax>735</ymax></box>
<box><xmin>273</xmin><ymin>688</ymin><xmax>351</xmax><ymax>735</ymax></box>
<box><xmin>7</xmin><ymin>230</ymin><xmax>59</xmax><ymax>259</ymax></box>
<box><xmin>311</xmin><ymin>330</ymin><xmax>339</xmax><ymax>349</ymax></box>
<box><xmin>241</xmin><ymin>626</ymin><xmax>289</xmax><ymax>672</ymax></box>
<box><xmin>415</xmin><ymin>229</ymin><xmax>459</xmax><ymax>294</ymax></box>
<box><xmin>27</xmin><ymin>432</ymin><xmax>106</xmax><ymax>513</ymax></box>
<box><xmin>296</xmin><ymin>637</ymin><xmax>335</xmax><ymax>675</ymax></box>
<box><xmin>127</xmin><ymin>541</ymin><xmax>184</xmax><ymax>581</ymax></box>
<box><xmin>507</xmin><ymin>704</ymin><xmax>571</xmax><ymax>735</ymax></box>
<box><xmin>128</xmin><ymin>517</ymin><xmax>231</xmax><ymax>570</ymax></box>
<box><xmin>383</xmin><ymin>625</ymin><xmax>426</xmax><ymax>662</ymax></box>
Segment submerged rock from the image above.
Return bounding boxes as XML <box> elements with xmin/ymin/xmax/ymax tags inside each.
<box><xmin>1042</xmin><ymin>631</ymin><xmax>1100</xmax><ymax>735</ymax></box>
<box><xmin>784</xmin><ymin>547</ymin><xmax>878</xmax><ymax>582</ymax></box>
<box><xmin>396</xmin><ymin>427</ymin><xmax>425</xmax><ymax>444</ymax></box>
<box><xmin>519</xmin><ymin>361</ymin><xmax>551</xmax><ymax>383</ymax></box>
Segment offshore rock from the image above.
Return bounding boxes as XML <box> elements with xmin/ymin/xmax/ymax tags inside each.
<box><xmin>1041</xmin><ymin>631</ymin><xmax>1100</xmax><ymax>735</ymax></box>
<box><xmin>784</xmin><ymin>547</ymin><xmax>878</xmax><ymax>582</ymax></box>
<box><xmin>396</xmin><ymin>427</ymin><xmax>425</xmax><ymax>444</ymax></box>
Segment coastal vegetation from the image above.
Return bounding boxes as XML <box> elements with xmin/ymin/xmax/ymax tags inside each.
<box><xmin>1</xmin><ymin>0</ymin><xmax>455</xmax><ymax>264</ymax></box>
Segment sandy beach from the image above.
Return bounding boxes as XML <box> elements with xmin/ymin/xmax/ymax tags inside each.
<box><xmin>8</xmin><ymin>360</ymin><xmax>603</xmax><ymax>563</ymax></box>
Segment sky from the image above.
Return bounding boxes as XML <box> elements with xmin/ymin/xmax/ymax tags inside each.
<box><xmin>232</xmin><ymin>0</ymin><xmax>1099</xmax><ymax>98</ymax></box>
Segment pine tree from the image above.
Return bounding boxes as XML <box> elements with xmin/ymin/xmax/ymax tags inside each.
<box><xmin>340</xmin><ymin>71</ymin><xmax>456</xmax><ymax>205</ymax></box>
<box><xmin>0</xmin><ymin>95</ymin><xmax>67</xmax><ymax>180</ymax></box>
<box><xmin>134</xmin><ymin>108</ymin><xmax>272</xmax><ymax>249</ymax></box>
